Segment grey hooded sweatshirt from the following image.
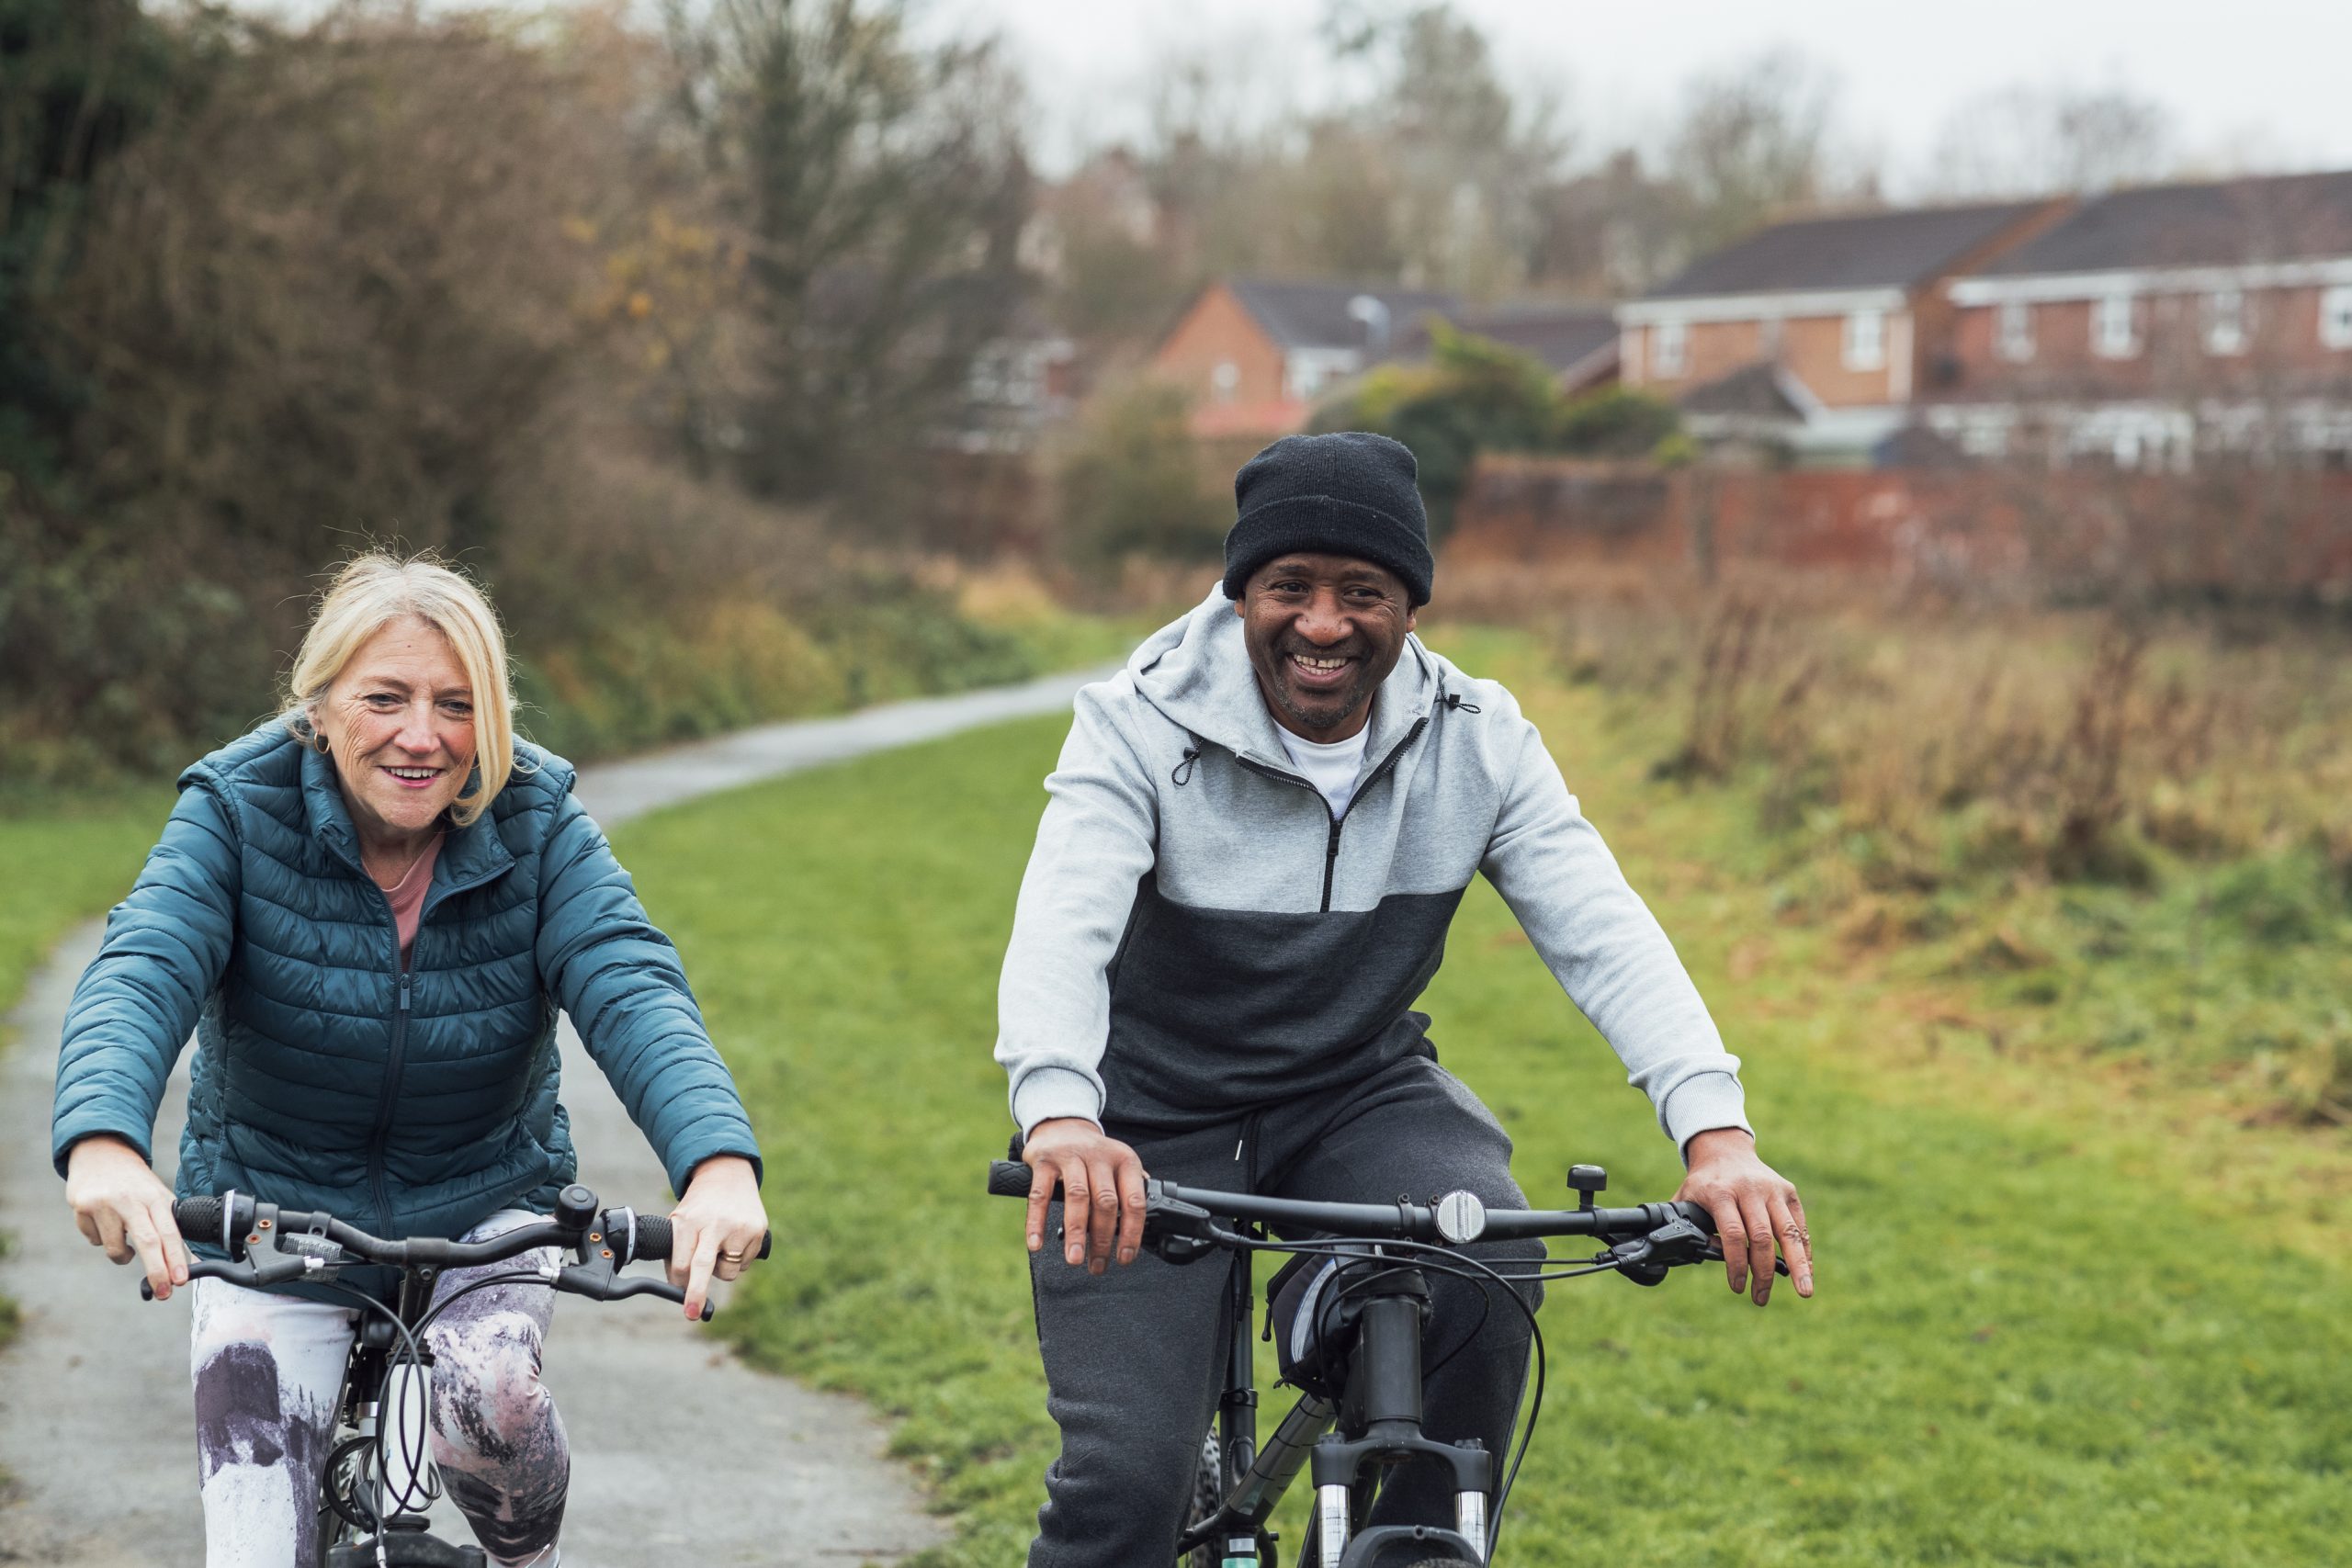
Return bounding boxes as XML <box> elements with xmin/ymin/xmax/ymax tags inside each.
<box><xmin>995</xmin><ymin>588</ymin><xmax>1750</xmax><ymax>1151</ymax></box>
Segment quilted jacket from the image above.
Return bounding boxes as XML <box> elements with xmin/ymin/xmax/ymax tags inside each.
<box><xmin>51</xmin><ymin>722</ymin><xmax>761</xmax><ymax>1251</ymax></box>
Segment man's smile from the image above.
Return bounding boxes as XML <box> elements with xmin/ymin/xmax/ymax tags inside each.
<box><xmin>1284</xmin><ymin>649</ymin><xmax>1356</xmax><ymax>689</ymax></box>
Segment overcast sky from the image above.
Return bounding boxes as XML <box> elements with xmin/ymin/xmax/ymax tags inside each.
<box><xmin>245</xmin><ymin>1</ymin><xmax>2352</xmax><ymax>192</ymax></box>
<box><xmin>916</xmin><ymin>0</ymin><xmax>2352</xmax><ymax>189</ymax></box>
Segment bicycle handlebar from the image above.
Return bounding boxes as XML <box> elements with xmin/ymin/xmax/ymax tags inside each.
<box><xmin>986</xmin><ymin>1159</ymin><xmax>1715</xmax><ymax>1247</ymax></box>
<box><xmin>146</xmin><ymin>1187</ymin><xmax>771</xmax><ymax>1321</ymax></box>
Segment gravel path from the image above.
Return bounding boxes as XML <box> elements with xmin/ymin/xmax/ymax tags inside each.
<box><xmin>0</xmin><ymin>669</ymin><xmax>1106</xmax><ymax>1567</ymax></box>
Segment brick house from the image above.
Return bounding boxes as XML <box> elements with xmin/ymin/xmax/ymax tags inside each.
<box><xmin>1392</xmin><ymin>301</ymin><xmax>1620</xmax><ymax>395</ymax></box>
<box><xmin>1617</xmin><ymin>200</ymin><xmax>2064</xmax><ymax>461</ymax></box>
<box><xmin>1150</xmin><ymin>278</ymin><xmax>1618</xmax><ymax>439</ymax></box>
<box><xmin>1928</xmin><ymin>169</ymin><xmax>2352</xmax><ymax>468</ymax></box>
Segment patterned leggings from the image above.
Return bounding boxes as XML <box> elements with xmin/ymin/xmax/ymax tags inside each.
<box><xmin>187</xmin><ymin>1210</ymin><xmax>567</xmax><ymax>1568</ymax></box>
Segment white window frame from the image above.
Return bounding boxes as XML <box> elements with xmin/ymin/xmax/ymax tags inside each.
<box><xmin>1652</xmin><ymin>318</ymin><xmax>1688</xmax><ymax>378</ymax></box>
<box><xmin>1842</xmin><ymin>309</ymin><xmax>1886</xmax><ymax>371</ymax></box>
<box><xmin>2094</xmin><ymin>293</ymin><xmax>2139</xmax><ymax>358</ymax></box>
<box><xmin>2204</xmin><ymin>288</ymin><xmax>2247</xmax><ymax>355</ymax></box>
<box><xmin>1996</xmin><ymin>299</ymin><xmax>2035</xmax><ymax>362</ymax></box>
<box><xmin>1210</xmin><ymin>361</ymin><xmax>1240</xmax><ymax>404</ymax></box>
<box><xmin>2322</xmin><ymin>285</ymin><xmax>2352</xmax><ymax>351</ymax></box>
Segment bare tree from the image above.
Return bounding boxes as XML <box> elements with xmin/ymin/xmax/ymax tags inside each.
<box><xmin>662</xmin><ymin>0</ymin><xmax>1034</xmax><ymax>507</ymax></box>
<box><xmin>1667</xmin><ymin>50</ymin><xmax>1847</xmax><ymax>253</ymax></box>
<box><xmin>1330</xmin><ymin>4</ymin><xmax>1571</xmax><ymax>295</ymax></box>
<box><xmin>1925</xmin><ymin>84</ymin><xmax>2177</xmax><ymax>198</ymax></box>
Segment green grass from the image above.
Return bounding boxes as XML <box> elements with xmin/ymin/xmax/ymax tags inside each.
<box><xmin>0</xmin><ymin>786</ymin><xmax>176</xmax><ymax>1031</ymax></box>
<box><xmin>613</xmin><ymin>650</ymin><xmax>2351</xmax><ymax>1567</ymax></box>
<box><xmin>0</xmin><ymin>787</ymin><xmax>175</xmax><ymax>1358</ymax></box>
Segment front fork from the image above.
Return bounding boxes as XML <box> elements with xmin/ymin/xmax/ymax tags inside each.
<box><xmin>1308</xmin><ymin>1285</ymin><xmax>1492</xmax><ymax>1565</ymax></box>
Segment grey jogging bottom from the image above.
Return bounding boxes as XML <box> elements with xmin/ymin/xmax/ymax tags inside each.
<box><xmin>1023</xmin><ymin>1053</ymin><xmax>1543</xmax><ymax>1568</ymax></box>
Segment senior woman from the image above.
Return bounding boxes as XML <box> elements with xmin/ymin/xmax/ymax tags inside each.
<box><xmin>51</xmin><ymin>552</ymin><xmax>767</xmax><ymax>1568</ymax></box>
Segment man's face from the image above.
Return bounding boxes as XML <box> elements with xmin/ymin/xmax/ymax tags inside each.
<box><xmin>1236</xmin><ymin>554</ymin><xmax>1418</xmax><ymax>742</ymax></box>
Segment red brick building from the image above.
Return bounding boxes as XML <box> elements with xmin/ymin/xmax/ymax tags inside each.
<box><xmin>1151</xmin><ymin>278</ymin><xmax>1616</xmax><ymax>439</ymax></box>
<box><xmin>1617</xmin><ymin>201</ymin><xmax>2065</xmax><ymax>462</ymax></box>
<box><xmin>1928</xmin><ymin>169</ymin><xmax>2352</xmax><ymax>468</ymax></box>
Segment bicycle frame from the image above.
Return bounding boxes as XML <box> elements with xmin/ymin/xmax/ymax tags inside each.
<box><xmin>315</xmin><ymin>1267</ymin><xmax>486</xmax><ymax>1568</ymax></box>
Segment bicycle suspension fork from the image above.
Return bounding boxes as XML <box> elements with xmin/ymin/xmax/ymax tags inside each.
<box><xmin>1310</xmin><ymin>1275</ymin><xmax>1492</xmax><ymax>1564</ymax></box>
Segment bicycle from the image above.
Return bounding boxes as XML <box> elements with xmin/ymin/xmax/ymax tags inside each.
<box><xmin>989</xmin><ymin>1158</ymin><xmax>1779</xmax><ymax>1567</ymax></box>
<box><xmin>141</xmin><ymin>1182</ymin><xmax>763</xmax><ymax>1567</ymax></box>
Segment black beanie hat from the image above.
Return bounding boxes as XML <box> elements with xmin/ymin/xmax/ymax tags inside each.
<box><xmin>1221</xmin><ymin>432</ymin><xmax>1434</xmax><ymax>607</ymax></box>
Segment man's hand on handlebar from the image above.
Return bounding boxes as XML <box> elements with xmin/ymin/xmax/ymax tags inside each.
<box><xmin>1676</xmin><ymin>1127</ymin><xmax>1813</xmax><ymax>1305</ymax></box>
<box><xmin>63</xmin><ymin>1134</ymin><xmax>191</xmax><ymax>1302</ymax></box>
<box><xmin>1021</xmin><ymin>1119</ymin><xmax>1148</xmax><ymax>1274</ymax></box>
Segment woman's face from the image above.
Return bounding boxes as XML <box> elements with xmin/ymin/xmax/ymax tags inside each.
<box><xmin>311</xmin><ymin>615</ymin><xmax>478</xmax><ymax>847</ymax></box>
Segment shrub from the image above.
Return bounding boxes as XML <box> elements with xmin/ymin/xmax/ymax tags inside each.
<box><xmin>1054</xmin><ymin>380</ymin><xmax>1227</xmax><ymax>570</ymax></box>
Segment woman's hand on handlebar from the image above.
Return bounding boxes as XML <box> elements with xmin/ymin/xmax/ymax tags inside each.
<box><xmin>1676</xmin><ymin>1127</ymin><xmax>1813</xmax><ymax>1306</ymax></box>
<box><xmin>63</xmin><ymin>1134</ymin><xmax>192</xmax><ymax>1301</ymax></box>
<box><xmin>668</xmin><ymin>1154</ymin><xmax>767</xmax><ymax>1322</ymax></box>
<box><xmin>1021</xmin><ymin>1119</ymin><xmax>1147</xmax><ymax>1274</ymax></box>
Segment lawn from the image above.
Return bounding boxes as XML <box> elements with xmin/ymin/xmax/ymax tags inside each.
<box><xmin>0</xmin><ymin>786</ymin><xmax>175</xmax><ymax>1351</ymax></box>
<box><xmin>612</xmin><ymin>643</ymin><xmax>2351</xmax><ymax>1568</ymax></box>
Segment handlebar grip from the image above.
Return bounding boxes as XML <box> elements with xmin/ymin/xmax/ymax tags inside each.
<box><xmin>625</xmin><ymin>1213</ymin><xmax>672</xmax><ymax>1267</ymax></box>
<box><xmin>606</xmin><ymin>1212</ymin><xmax>773</xmax><ymax>1268</ymax></box>
<box><xmin>172</xmin><ymin>1196</ymin><xmax>226</xmax><ymax>1244</ymax></box>
<box><xmin>989</xmin><ymin>1160</ymin><xmax>1046</xmax><ymax>1199</ymax></box>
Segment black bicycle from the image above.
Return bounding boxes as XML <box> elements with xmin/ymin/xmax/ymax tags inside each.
<box><xmin>143</xmin><ymin>1182</ymin><xmax>762</xmax><ymax>1567</ymax></box>
<box><xmin>989</xmin><ymin>1158</ymin><xmax>1775</xmax><ymax>1568</ymax></box>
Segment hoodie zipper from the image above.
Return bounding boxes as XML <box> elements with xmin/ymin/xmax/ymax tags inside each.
<box><xmin>1235</xmin><ymin>714</ymin><xmax>1432</xmax><ymax>913</ymax></box>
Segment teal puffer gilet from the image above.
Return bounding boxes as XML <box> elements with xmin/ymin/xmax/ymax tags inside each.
<box><xmin>51</xmin><ymin>723</ymin><xmax>761</xmax><ymax>1247</ymax></box>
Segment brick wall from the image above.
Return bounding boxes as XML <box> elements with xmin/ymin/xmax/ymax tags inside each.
<box><xmin>1449</xmin><ymin>453</ymin><xmax>2352</xmax><ymax>595</ymax></box>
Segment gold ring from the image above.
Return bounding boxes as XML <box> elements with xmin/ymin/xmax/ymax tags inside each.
<box><xmin>718</xmin><ymin>1249</ymin><xmax>746</xmax><ymax>1264</ymax></box>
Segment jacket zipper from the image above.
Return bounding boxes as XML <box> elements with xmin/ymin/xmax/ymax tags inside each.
<box><xmin>1233</xmin><ymin>714</ymin><xmax>1432</xmax><ymax>913</ymax></box>
<box><xmin>325</xmin><ymin>828</ymin><xmax>509</xmax><ymax>1240</ymax></box>
<box><xmin>368</xmin><ymin>969</ymin><xmax>411</xmax><ymax>1235</ymax></box>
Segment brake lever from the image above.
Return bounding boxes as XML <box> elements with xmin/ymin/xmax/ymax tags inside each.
<box><xmin>554</xmin><ymin>1259</ymin><xmax>716</xmax><ymax>1322</ymax></box>
<box><xmin>1137</xmin><ymin>1191</ymin><xmax>1220</xmax><ymax>1266</ymax></box>
<box><xmin>140</xmin><ymin>1253</ymin><xmax>326</xmax><ymax>1299</ymax></box>
<box><xmin>1609</xmin><ymin>1213</ymin><xmax>1734</xmax><ymax>1287</ymax></box>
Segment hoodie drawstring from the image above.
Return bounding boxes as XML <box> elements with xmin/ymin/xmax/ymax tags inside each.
<box><xmin>1442</xmin><ymin>690</ymin><xmax>1482</xmax><ymax>715</ymax></box>
<box><xmin>1171</xmin><ymin>745</ymin><xmax>1201</xmax><ymax>786</ymax></box>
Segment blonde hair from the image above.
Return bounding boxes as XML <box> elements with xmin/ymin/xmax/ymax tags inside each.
<box><xmin>282</xmin><ymin>551</ymin><xmax>519</xmax><ymax>828</ymax></box>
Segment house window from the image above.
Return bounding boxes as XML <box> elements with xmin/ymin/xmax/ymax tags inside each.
<box><xmin>2094</xmin><ymin>293</ymin><xmax>2139</xmax><ymax>358</ymax></box>
<box><xmin>2204</xmin><ymin>289</ymin><xmax>2247</xmax><ymax>355</ymax></box>
<box><xmin>1210</xmin><ymin>361</ymin><xmax>1240</xmax><ymax>404</ymax></box>
<box><xmin>1652</xmin><ymin>319</ymin><xmax>1687</xmax><ymax>378</ymax></box>
<box><xmin>1996</xmin><ymin>300</ymin><xmax>2034</xmax><ymax>362</ymax></box>
<box><xmin>1842</xmin><ymin>310</ymin><xmax>1886</xmax><ymax>371</ymax></box>
<box><xmin>2322</xmin><ymin>286</ymin><xmax>2352</xmax><ymax>351</ymax></box>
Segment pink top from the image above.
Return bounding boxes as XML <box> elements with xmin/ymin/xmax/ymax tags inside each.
<box><xmin>378</xmin><ymin>835</ymin><xmax>445</xmax><ymax>967</ymax></box>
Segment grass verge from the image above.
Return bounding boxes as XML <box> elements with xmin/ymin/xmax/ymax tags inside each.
<box><xmin>616</xmin><ymin>642</ymin><xmax>2350</xmax><ymax>1567</ymax></box>
<box><xmin>0</xmin><ymin>788</ymin><xmax>177</xmax><ymax>1024</ymax></box>
<box><xmin>0</xmin><ymin>788</ymin><xmax>175</xmax><ymax>1367</ymax></box>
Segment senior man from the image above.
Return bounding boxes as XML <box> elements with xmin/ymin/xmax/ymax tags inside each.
<box><xmin>996</xmin><ymin>430</ymin><xmax>1811</xmax><ymax>1564</ymax></box>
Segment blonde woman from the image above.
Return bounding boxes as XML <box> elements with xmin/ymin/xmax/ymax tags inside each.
<box><xmin>52</xmin><ymin>552</ymin><xmax>767</xmax><ymax>1568</ymax></box>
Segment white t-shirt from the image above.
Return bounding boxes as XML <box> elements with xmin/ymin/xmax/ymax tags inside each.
<box><xmin>1275</xmin><ymin>723</ymin><xmax>1371</xmax><ymax>818</ymax></box>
